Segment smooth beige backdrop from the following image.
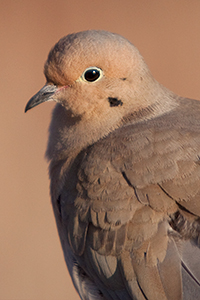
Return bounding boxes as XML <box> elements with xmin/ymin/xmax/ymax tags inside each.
<box><xmin>1</xmin><ymin>1</ymin><xmax>200</xmax><ymax>299</ymax></box>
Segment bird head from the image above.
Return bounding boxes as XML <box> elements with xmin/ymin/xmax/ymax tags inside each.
<box><xmin>25</xmin><ymin>30</ymin><xmax>161</xmax><ymax>121</ymax></box>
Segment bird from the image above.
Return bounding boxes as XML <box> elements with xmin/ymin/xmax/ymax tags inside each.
<box><xmin>25</xmin><ymin>30</ymin><xmax>200</xmax><ymax>300</ymax></box>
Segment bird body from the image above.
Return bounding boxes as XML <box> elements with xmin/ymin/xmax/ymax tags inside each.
<box><xmin>25</xmin><ymin>30</ymin><xmax>200</xmax><ymax>299</ymax></box>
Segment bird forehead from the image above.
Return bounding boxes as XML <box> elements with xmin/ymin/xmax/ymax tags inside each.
<box><xmin>44</xmin><ymin>30</ymin><xmax>137</xmax><ymax>86</ymax></box>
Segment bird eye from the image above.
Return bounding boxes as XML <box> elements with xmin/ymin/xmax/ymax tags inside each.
<box><xmin>80</xmin><ymin>67</ymin><xmax>103</xmax><ymax>83</ymax></box>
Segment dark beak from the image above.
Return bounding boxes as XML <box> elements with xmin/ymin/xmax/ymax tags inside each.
<box><xmin>25</xmin><ymin>84</ymin><xmax>58</xmax><ymax>112</ymax></box>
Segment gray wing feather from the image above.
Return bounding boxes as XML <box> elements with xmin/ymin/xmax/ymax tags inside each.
<box><xmin>57</xmin><ymin>101</ymin><xmax>200</xmax><ymax>299</ymax></box>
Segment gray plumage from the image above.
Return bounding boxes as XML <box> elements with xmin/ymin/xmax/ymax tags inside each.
<box><xmin>25</xmin><ymin>30</ymin><xmax>200</xmax><ymax>300</ymax></box>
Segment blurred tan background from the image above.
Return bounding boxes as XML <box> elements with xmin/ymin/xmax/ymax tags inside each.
<box><xmin>1</xmin><ymin>1</ymin><xmax>200</xmax><ymax>299</ymax></box>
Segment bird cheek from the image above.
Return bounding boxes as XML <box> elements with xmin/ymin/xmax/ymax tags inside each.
<box><xmin>55</xmin><ymin>89</ymin><xmax>88</xmax><ymax>116</ymax></box>
<box><xmin>55</xmin><ymin>87</ymin><xmax>71</xmax><ymax>105</ymax></box>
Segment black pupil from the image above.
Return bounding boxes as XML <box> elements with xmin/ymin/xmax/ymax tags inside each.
<box><xmin>84</xmin><ymin>69</ymin><xmax>100</xmax><ymax>82</ymax></box>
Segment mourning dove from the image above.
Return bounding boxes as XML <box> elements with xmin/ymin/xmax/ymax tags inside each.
<box><xmin>25</xmin><ymin>30</ymin><xmax>200</xmax><ymax>300</ymax></box>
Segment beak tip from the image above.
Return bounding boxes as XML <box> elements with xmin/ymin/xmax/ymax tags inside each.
<box><xmin>24</xmin><ymin>101</ymin><xmax>32</xmax><ymax>113</ymax></box>
<box><xmin>25</xmin><ymin>84</ymin><xmax>58</xmax><ymax>114</ymax></box>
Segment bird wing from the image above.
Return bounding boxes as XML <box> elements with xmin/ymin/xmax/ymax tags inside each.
<box><xmin>57</xmin><ymin>99</ymin><xmax>200</xmax><ymax>300</ymax></box>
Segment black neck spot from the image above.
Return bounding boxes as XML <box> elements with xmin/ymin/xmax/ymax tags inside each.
<box><xmin>108</xmin><ymin>97</ymin><xmax>123</xmax><ymax>107</ymax></box>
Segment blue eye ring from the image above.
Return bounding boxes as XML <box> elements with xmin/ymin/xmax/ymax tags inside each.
<box><xmin>81</xmin><ymin>67</ymin><xmax>103</xmax><ymax>83</ymax></box>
